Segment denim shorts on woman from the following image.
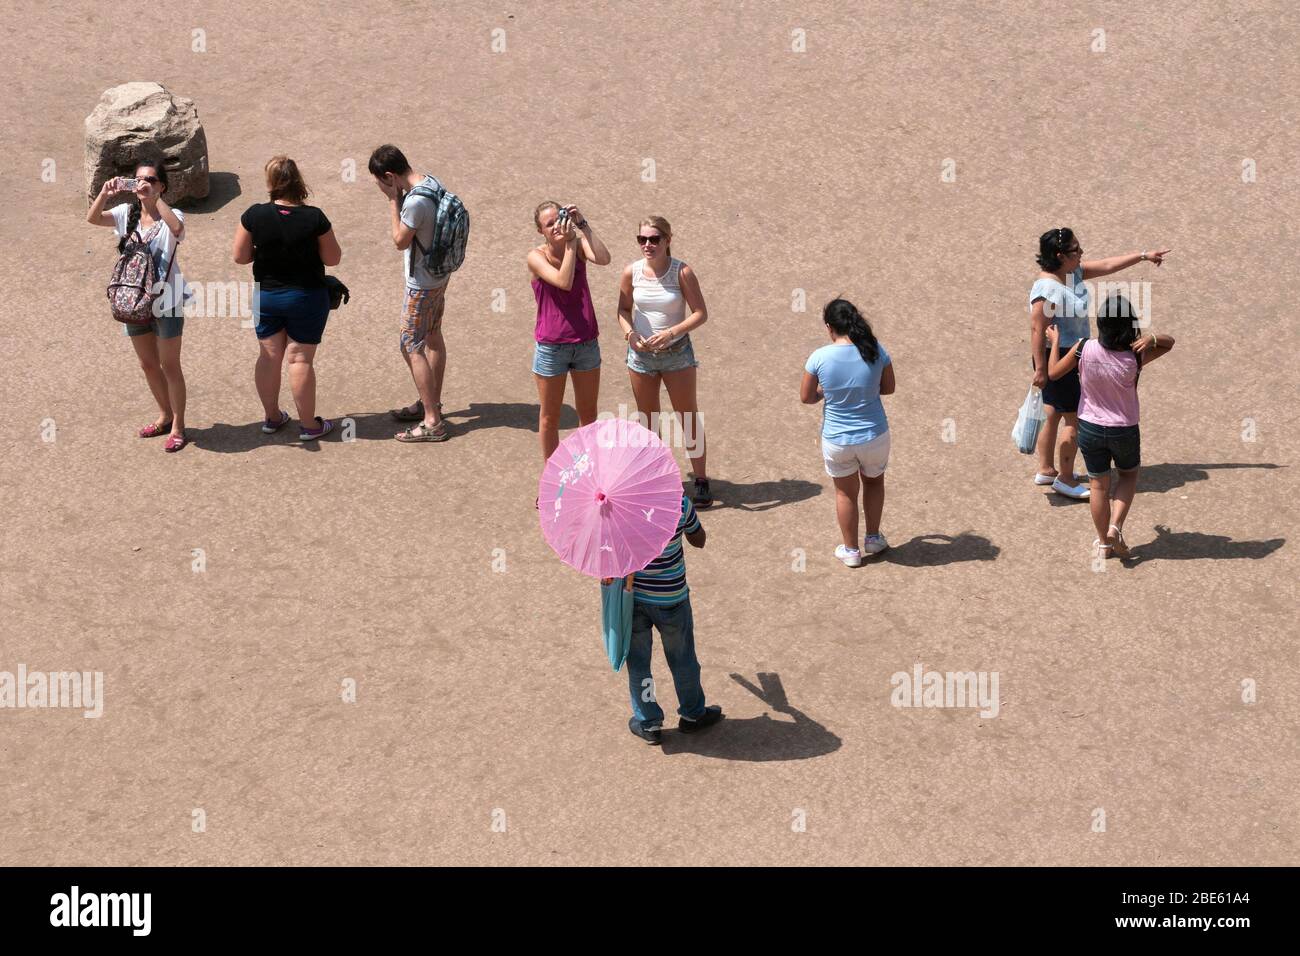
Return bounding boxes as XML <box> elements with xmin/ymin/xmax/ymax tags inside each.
<box><xmin>123</xmin><ymin>303</ymin><xmax>185</xmax><ymax>339</ymax></box>
<box><xmin>1076</xmin><ymin>418</ymin><xmax>1140</xmax><ymax>477</ymax></box>
<box><xmin>627</xmin><ymin>334</ymin><xmax>698</xmax><ymax>375</ymax></box>
<box><xmin>253</xmin><ymin>285</ymin><xmax>330</xmax><ymax>345</ymax></box>
<box><xmin>533</xmin><ymin>338</ymin><xmax>601</xmax><ymax>377</ymax></box>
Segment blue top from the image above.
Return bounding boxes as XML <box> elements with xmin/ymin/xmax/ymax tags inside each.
<box><xmin>1029</xmin><ymin>267</ymin><xmax>1090</xmax><ymax>347</ymax></box>
<box><xmin>805</xmin><ymin>343</ymin><xmax>891</xmax><ymax>445</ymax></box>
<box><xmin>632</xmin><ymin>496</ymin><xmax>701</xmax><ymax>606</ymax></box>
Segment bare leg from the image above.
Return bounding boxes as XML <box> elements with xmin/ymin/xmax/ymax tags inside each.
<box><xmin>535</xmin><ymin>372</ymin><xmax>569</xmax><ymax>463</ymax></box>
<box><xmin>1058</xmin><ymin>412</ymin><xmax>1080</xmax><ymax>484</ymax></box>
<box><xmin>832</xmin><ymin>474</ymin><xmax>861</xmax><ymax>550</ymax></box>
<box><xmin>1110</xmin><ymin>466</ymin><xmax>1139</xmax><ymax>532</ymax></box>
<box><xmin>155</xmin><ymin>335</ymin><xmax>187</xmax><ymax>436</ymax></box>
<box><xmin>570</xmin><ymin>367</ymin><xmax>600</xmax><ymax>426</ymax></box>
<box><xmin>130</xmin><ymin>332</ymin><xmax>172</xmax><ymax>426</ymax></box>
<box><xmin>862</xmin><ymin>473</ymin><xmax>884</xmax><ymax>536</ymax></box>
<box><xmin>661</xmin><ymin>366</ymin><xmax>707</xmax><ymax>479</ymax></box>
<box><xmin>627</xmin><ymin>366</ymin><xmax>662</xmax><ymax>435</ymax></box>
<box><xmin>1036</xmin><ymin>406</ymin><xmax>1061</xmax><ymax>477</ymax></box>
<box><xmin>403</xmin><ymin>339</ymin><xmax>446</xmax><ymax>429</ymax></box>
<box><xmin>1088</xmin><ymin>472</ymin><xmax>1112</xmax><ymax>544</ymax></box>
<box><xmin>285</xmin><ymin>340</ymin><xmax>319</xmax><ymax>425</ymax></box>
<box><xmin>255</xmin><ymin>331</ymin><xmax>287</xmax><ymax>420</ymax></box>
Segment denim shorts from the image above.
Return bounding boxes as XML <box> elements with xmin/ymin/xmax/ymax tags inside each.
<box><xmin>627</xmin><ymin>334</ymin><xmax>698</xmax><ymax>374</ymax></box>
<box><xmin>123</xmin><ymin>304</ymin><xmax>184</xmax><ymax>339</ymax></box>
<box><xmin>1076</xmin><ymin>418</ymin><xmax>1140</xmax><ymax>477</ymax></box>
<box><xmin>533</xmin><ymin>338</ymin><xmax>601</xmax><ymax>376</ymax></box>
<box><xmin>253</xmin><ymin>285</ymin><xmax>330</xmax><ymax>345</ymax></box>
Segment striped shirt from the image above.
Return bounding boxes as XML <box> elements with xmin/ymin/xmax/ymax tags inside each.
<box><xmin>632</xmin><ymin>495</ymin><xmax>702</xmax><ymax>606</ymax></box>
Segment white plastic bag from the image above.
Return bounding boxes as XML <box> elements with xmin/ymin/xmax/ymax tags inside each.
<box><xmin>1011</xmin><ymin>385</ymin><xmax>1046</xmax><ymax>455</ymax></box>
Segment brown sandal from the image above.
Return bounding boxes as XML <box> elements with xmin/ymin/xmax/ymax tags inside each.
<box><xmin>390</xmin><ymin>400</ymin><xmax>424</xmax><ymax>422</ymax></box>
<box><xmin>395</xmin><ymin>421</ymin><xmax>449</xmax><ymax>443</ymax></box>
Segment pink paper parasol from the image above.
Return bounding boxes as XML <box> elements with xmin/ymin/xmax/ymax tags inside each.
<box><xmin>538</xmin><ymin>418</ymin><xmax>685</xmax><ymax>579</ymax></box>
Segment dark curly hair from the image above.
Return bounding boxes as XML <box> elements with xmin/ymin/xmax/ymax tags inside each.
<box><xmin>1036</xmin><ymin>227</ymin><xmax>1077</xmax><ymax>272</ymax></box>
<box><xmin>117</xmin><ymin>153</ymin><xmax>169</xmax><ymax>253</ymax></box>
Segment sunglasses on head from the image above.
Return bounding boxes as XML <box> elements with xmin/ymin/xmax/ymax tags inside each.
<box><xmin>636</xmin><ymin>234</ymin><xmax>662</xmax><ymax>246</ymax></box>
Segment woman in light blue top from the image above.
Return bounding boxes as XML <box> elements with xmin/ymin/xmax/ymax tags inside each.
<box><xmin>1028</xmin><ymin>227</ymin><xmax>1171</xmax><ymax>499</ymax></box>
<box><xmin>800</xmin><ymin>299</ymin><xmax>895</xmax><ymax>568</ymax></box>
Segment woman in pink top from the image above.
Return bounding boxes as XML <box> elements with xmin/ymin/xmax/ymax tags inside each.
<box><xmin>1047</xmin><ymin>293</ymin><xmax>1176</xmax><ymax>559</ymax></box>
<box><xmin>526</xmin><ymin>201</ymin><xmax>611</xmax><ymax>465</ymax></box>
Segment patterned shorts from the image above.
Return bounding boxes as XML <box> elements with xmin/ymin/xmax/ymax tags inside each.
<box><xmin>400</xmin><ymin>284</ymin><xmax>447</xmax><ymax>354</ymax></box>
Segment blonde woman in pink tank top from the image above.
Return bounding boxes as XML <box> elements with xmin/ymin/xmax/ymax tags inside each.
<box><xmin>526</xmin><ymin>201</ymin><xmax>611</xmax><ymax>468</ymax></box>
<box><xmin>1048</xmin><ymin>293</ymin><xmax>1177</xmax><ymax>560</ymax></box>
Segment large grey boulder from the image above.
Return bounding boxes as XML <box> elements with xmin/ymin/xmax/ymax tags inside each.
<box><xmin>84</xmin><ymin>82</ymin><xmax>209</xmax><ymax>204</ymax></box>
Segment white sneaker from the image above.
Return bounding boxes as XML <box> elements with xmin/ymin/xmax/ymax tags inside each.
<box><xmin>1033</xmin><ymin>472</ymin><xmax>1057</xmax><ymax>485</ymax></box>
<box><xmin>863</xmin><ymin>533</ymin><xmax>889</xmax><ymax>555</ymax></box>
<box><xmin>1051</xmin><ymin>477</ymin><xmax>1090</xmax><ymax>499</ymax></box>
<box><xmin>834</xmin><ymin>545</ymin><xmax>862</xmax><ymax>568</ymax></box>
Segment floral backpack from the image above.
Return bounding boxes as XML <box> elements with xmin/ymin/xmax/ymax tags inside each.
<box><xmin>107</xmin><ymin>224</ymin><xmax>175</xmax><ymax>325</ymax></box>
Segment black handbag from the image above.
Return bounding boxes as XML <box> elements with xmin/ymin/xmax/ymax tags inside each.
<box><xmin>324</xmin><ymin>275</ymin><xmax>349</xmax><ymax>310</ymax></box>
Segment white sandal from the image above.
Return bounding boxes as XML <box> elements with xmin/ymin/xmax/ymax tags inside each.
<box><xmin>1108</xmin><ymin>525</ymin><xmax>1130</xmax><ymax>559</ymax></box>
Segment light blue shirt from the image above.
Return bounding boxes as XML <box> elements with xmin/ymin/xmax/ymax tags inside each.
<box><xmin>1029</xmin><ymin>267</ymin><xmax>1090</xmax><ymax>346</ymax></box>
<box><xmin>805</xmin><ymin>343</ymin><xmax>891</xmax><ymax>445</ymax></box>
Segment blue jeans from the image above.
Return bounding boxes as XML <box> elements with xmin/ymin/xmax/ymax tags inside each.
<box><xmin>626</xmin><ymin>597</ymin><xmax>706</xmax><ymax>729</ymax></box>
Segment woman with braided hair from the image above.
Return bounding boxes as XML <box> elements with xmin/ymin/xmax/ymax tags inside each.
<box><xmin>87</xmin><ymin>155</ymin><xmax>191</xmax><ymax>451</ymax></box>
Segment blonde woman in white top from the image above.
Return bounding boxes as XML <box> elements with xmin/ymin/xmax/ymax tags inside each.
<box><xmin>616</xmin><ymin>216</ymin><xmax>712</xmax><ymax>506</ymax></box>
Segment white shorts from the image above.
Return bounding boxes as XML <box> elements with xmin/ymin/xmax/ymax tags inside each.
<box><xmin>822</xmin><ymin>431</ymin><xmax>891</xmax><ymax>479</ymax></box>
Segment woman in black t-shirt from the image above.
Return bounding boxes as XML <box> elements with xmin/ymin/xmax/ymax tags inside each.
<box><xmin>233</xmin><ymin>156</ymin><xmax>343</xmax><ymax>440</ymax></box>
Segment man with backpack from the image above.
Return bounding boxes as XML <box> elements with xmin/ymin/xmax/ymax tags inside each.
<box><xmin>369</xmin><ymin>144</ymin><xmax>469</xmax><ymax>443</ymax></box>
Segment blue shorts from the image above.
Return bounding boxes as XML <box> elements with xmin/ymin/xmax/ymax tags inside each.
<box><xmin>628</xmin><ymin>334</ymin><xmax>698</xmax><ymax>374</ymax></box>
<box><xmin>1077</xmin><ymin>418</ymin><xmax>1141</xmax><ymax>477</ymax></box>
<box><xmin>123</xmin><ymin>304</ymin><xmax>184</xmax><ymax>339</ymax></box>
<box><xmin>533</xmin><ymin>338</ymin><xmax>601</xmax><ymax>377</ymax></box>
<box><xmin>254</xmin><ymin>285</ymin><xmax>330</xmax><ymax>345</ymax></box>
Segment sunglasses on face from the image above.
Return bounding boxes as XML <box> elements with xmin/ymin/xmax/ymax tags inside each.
<box><xmin>136</xmin><ymin>175</ymin><xmax>160</xmax><ymax>184</ymax></box>
<box><xmin>1065</xmin><ymin>246</ymin><xmax>1082</xmax><ymax>256</ymax></box>
<box><xmin>636</xmin><ymin>235</ymin><xmax>662</xmax><ymax>246</ymax></box>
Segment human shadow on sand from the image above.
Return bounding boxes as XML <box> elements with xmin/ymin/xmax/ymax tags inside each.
<box><xmin>1122</xmin><ymin>525</ymin><xmax>1285</xmax><ymax>565</ymax></box>
<box><xmin>178</xmin><ymin>172</ymin><xmax>242</xmax><ymax>213</ymax></box>
<box><xmin>1137</xmin><ymin>462</ymin><xmax>1284</xmax><ymax>494</ymax></box>
<box><xmin>187</xmin><ymin>420</ymin><xmax>325</xmax><ymax>453</ymax></box>
<box><xmin>880</xmin><ymin>531</ymin><xmax>1000</xmax><ymax>567</ymax></box>
<box><xmin>442</xmin><ymin>401</ymin><xmax>577</xmax><ymax>435</ymax></box>
<box><xmin>187</xmin><ymin>403</ymin><xmax>583</xmax><ymax>450</ymax></box>
<box><xmin>660</xmin><ymin>673</ymin><xmax>841</xmax><ymax>762</ymax></box>
<box><xmin>702</xmin><ymin>478</ymin><xmax>822</xmax><ymax>512</ymax></box>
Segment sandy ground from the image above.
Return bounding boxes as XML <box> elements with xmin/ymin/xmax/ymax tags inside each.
<box><xmin>1</xmin><ymin>0</ymin><xmax>1297</xmax><ymax>866</ymax></box>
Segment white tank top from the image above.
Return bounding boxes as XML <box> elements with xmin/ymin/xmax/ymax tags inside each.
<box><xmin>631</xmin><ymin>258</ymin><xmax>687</xmax><ymax>345</ymax></box>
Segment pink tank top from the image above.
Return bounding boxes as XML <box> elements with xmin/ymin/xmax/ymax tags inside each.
<box><xmin>532</xmin><ymin>255</ymin><xmax>599</xmax><ymax>344</ymax></box>
<box><xmin>1078</xmin><ymin>339</ymin><xmax>1140</xmax><ymax>427</ymax></box>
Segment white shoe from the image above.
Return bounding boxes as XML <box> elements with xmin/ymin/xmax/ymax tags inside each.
<box><xmin>1033</xmin><ymin>472</ymin><xmax>1057</xmax><ymax>485</ymax></box>
<box><xmin>863</xmin><ymin>534</ymin><xmax>889</xmax><ymax>555</ymax></box>
<box><xmin>1051</xmin><ymin>477</ymin><xmax>1090</xmax><ymax>499</ymax></box>
<box><xmin>834</xmin><ymin>545</ymin><xmax>862</xmax><ymax>568</ymax></box>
